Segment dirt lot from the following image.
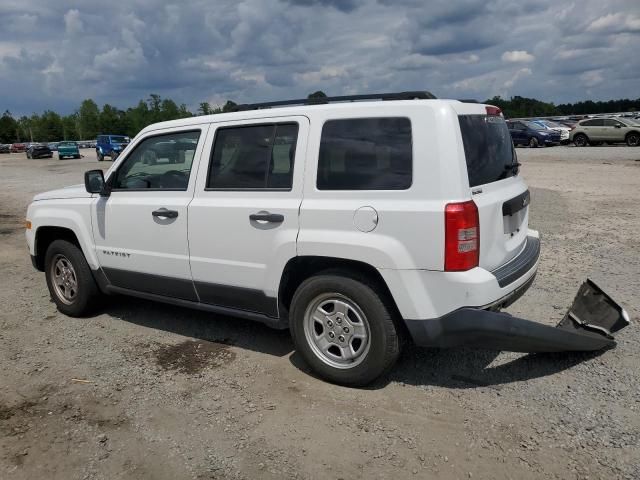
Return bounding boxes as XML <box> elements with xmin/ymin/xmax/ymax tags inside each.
<box><xmin>1</xmin><ymin>146</ymin><xmax>639</xmax><ymax>479</ymax></box>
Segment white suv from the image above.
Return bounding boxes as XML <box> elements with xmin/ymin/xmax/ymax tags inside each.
<box><xmin>25</xmin><ymin>92</ymin><xmax>542</xmax><ymax>385</ymax></box>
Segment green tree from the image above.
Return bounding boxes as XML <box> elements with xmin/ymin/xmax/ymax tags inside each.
<box><xmin>160</xmin><ymin>98</ymin><xmax>179</xmax><ymax>121</ymax></box>
<box><xmin>61</xmin><ymin>115</ymin><xmax>78</xmax><ymax>140</ymax></box>
<box><xmin>77</xmin><ymin>99</ymin><xmax>100</xmax><ymax>139</ymax></box>
<box><xmin>100</xmin><ymin>104</ymin><xmax>125</xmax><ymax>134</ymax></box>
<box><xmin>0</xmin><ymin>111</ymin><xmax>18</xmax><ymax>143</ymax></box>
<box><xmin>198</xmin><ymin>102</ymin><xmax>212</xmax><ymax>116</ymax></box>
<box><xmin>39</xmin><ymin>110</ymin><xmax>64</xmax><ymax>141</ymax></box>
<box><xmin>221</xmin><ymin>100</ymin><xmax>237</xmax><ymax>113</ymax></box>
<box><xmin>308</xmin><ymin>90</ymin><xmax>327</xmax><ymax>99</ymax></box>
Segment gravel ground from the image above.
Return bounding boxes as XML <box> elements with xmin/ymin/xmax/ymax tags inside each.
<box><xmin>1</xmin><ymin>146</ymin><xmax>639</xmax><ymax>479</ymax></box>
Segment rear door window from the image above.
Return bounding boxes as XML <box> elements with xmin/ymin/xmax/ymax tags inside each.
<box><xmin>207</xmin><ymin>123</ymin><xmax>298</xmax><ymax>190</ymax></box>
<box><xmin>458</xmin><ymin>115</ymin><xmax>517</xmax><ymax>188</ymax></box>
<box><xmin>317</xmin><ymin>117</ymin><xmax>412</xmax><ymax>190</ymax></box>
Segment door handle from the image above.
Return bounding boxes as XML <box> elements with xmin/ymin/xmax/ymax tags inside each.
<box><xmin>249</xmin><ymin>211</ymin><xmax>284</xmax><ymax>223</ymax></box>
<box><xmin>152</xmin><ymin>208</ymin><xmax>179</xmax><ymax>219</ymax></box>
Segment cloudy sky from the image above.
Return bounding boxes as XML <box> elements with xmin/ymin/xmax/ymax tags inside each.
<box><xmin>1</xmin><ymin>0</ymin><xmax>638</xmax><ymax>115</ymax></box>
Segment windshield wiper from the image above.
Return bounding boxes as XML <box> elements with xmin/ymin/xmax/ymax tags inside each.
<box><xmin>504</xmin><ymin>162</ymin><xmax>521</xmax><ymax>173</ymax></box>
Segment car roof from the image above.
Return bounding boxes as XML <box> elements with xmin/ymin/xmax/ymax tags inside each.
<box><xmin>138</xmin><ymin>99</ymin><xmax>481</xmax><ymax>136</ymax></box>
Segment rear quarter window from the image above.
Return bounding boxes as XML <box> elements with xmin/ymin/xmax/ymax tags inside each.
<box><xmin>458</xmin><ymin>115</ymin><xmax>517</xmax><ymax>188</ymax></box>
<box><xmin>317</xmin><ymin>117</ymin><xmax>412</xmax><ymax>190</ymax></box>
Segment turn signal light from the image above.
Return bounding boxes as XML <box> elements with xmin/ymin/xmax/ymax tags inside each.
<box><xmin>24</xmin><ymin>220</ymin><xmax>32</xmax><ymax>230</ymax></box>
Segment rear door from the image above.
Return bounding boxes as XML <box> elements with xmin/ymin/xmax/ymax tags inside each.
<box><xmin>188</xmin><ymin>117</ymin><xmax>308</xmax><ymax>317</ymax></box>
<box><xmin>583</xmin><ymin>119</ymin><xmax>604</xmax><ymax>140</ymax></box>
<box><xmin>457</xmin><ymin>109</ymin><xmax>529</xmax><ymax>271</ymax></box>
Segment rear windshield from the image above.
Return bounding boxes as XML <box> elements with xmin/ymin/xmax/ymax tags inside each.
<box><xmin>111</xmin><ymin>136</ymin><xmax>129</xmax><ymax>143</ymax></box>
<box><xmin>458</xmin><ymin>115</ymin><xmax>517</xmax><ymax>187</ymax></box>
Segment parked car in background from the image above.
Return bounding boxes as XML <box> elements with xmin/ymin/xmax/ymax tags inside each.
<box><xmin>506</xmin><ymin>120</ymin><xmax>561</xmax><ymax>147</ymax></box>
<box><xmin>96</xmin><ymin>134</ymin><xmax>130</xmax><ymax>161</ymax></box>
<box><xmin>530</xmin><ymin>119</ymin><xmax>571</xmax><ymax>144</ymax></box>
<box><xmin>58</xmin><ymin>141</ymin><xmax>81</xmax><ymax>159</ymax></box>
<box><xmin>10</xmin><ymin>143</ymin><xmax>27</xmax><ymax>153</ymax></box>
<box><xmin>48</xmin><ymin>142</ymin><xmax>59</xmax><ymax>151</ymax></box>
<box><xmin>0</xmin><ymin>144</ymin><xmax>11</xmax><ymax>153</ymax></box>
<box><xmin>26</xmin><ymin>144</ymin><xmax>53</xmax><ymax>159</ymax></box>
<box><xmin>570</xmin><ymin>118</ymin><xmax>640</xmax><ymax>147</ymax></box>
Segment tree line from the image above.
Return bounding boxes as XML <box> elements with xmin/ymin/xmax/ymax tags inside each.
<box><xmin>486</xmin><ymin>95</ymin><xmax>639</xmax><ymax>119</ymax></box>
<box><xmin>1</xmin><ymin>91</ymin><xmax>637</xmax><ymax>144</ymax></box>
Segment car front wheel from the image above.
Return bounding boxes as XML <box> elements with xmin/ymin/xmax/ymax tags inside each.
<box><xmin>97</xmin><ymin>150</ymin><xmax>104</xmax><ymax>161</ymax></box>
<box><xmin>528</xmin><ymin>137</ymin><xmax>539</xmax><ymax>148</ymax></box>
<box><xmin>44</xmin><ymin>240</ymin><xmax>101</xmax><ymax>317</ymax></box>
<box><xmin>289</xmin><ymin>272</ymin><xmax>400</xmax><ymax>386</ymax></box>
<box><xmin>573</xmin><ymin>134</ymin><xmax>588</xmax><ymax>147</ymax></box>
<box><xmin>626</xmin><ymin>133</ymin><xmax>640</xmax><ymax>147</ymax></box>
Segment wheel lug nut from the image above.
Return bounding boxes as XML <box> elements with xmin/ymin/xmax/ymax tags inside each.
<box><xmin>336</xmin><ymin>318</ymin><xmax>342</xmax><ymax>324</ymax></box>
<box><xmin>327</xmin><ymin>320</ymin><xmax>333</xmax><ymax>327</ymax></box>
<box><xmin>343</xmin><ymin>327</ymin><xmax>349</xmax><ymax>333</ymax></box>
<box><xmin>328</xmin><ymin>332</ymin><xmax>335</xmax><ymax>339</ymax></box>
<box><xmin>338</xmin><ymin>335</ymin><xmax>345</xmax><ymax>343</ymax></box>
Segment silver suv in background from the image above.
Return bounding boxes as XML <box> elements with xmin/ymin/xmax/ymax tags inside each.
<box><xmin>570</xmin><ymin>118</ymin><xmax>640</xmax><ymax>147</ymax></box>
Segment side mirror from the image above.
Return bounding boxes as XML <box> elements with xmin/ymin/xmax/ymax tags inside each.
<box><xmin>614</xmin><ymin>124</ymin><xmax>622</xmax><ymax>128</ymax></box>
<box><xmin>84</xmin><ymin>169</ymin><xmax>109</xmax><ymax>196</ymax></box>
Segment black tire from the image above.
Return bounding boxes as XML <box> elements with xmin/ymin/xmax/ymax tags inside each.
<box><xmin>573</xmin><ymin>134</ymin><xmax>588</xmax><ymax>147</ymax></box>
<box><xmin>289</xmin><ymin>272</ymin><xmax>400</xmax><ymax>386</ymax></box>
<box><xmin>74</xmin><ymin>154</ymin><xmax>81</xmax><ymax>159</ymax></box>
<box><xmin>97</xmin><ymin>150</ymin><xmax>104</xmax><ymax>162</ymax></box>
<box><xmin>111</xmin><ymin>151</ymin><xmax>119</xmax><ymax>161</ymax></box>
<box><xmin>44</xmin><ymin>239</ymin><xmax>101</xmax><ymax>317</ymax></box>
<box><xmin>26</xmin><ymin>152</ymin><xmax>30</xmax><ymax>159</ymax></box>
<box><xmin>528</xmin><ymin>137</ymin><xmax>539</xmax><ymax>148</ymax></box>
<box><xmin>626</xmin><ymin>132</ymin><xmax>640</xmax><ymax>147</ymax></box>
<box><xmin>58</xmin><ymin>154</ymin><xmax>63</xmax><ymax>160</ymax></box>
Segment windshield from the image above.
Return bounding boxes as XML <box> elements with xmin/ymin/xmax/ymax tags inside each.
<box><xmin>111</xmin><ymin>136</ymin><xmax>129</xmax><ymax>144</ymax></box>
<box><xmin>59</xmin><ymin>142</ymin><xmax>76</xmax><ymax>146</ymax></box>
<box><xmin>543</xmin><ymin>120</ymin><xmax>563</xmax><ymax>128</ymax></box>
<box><xmin>525</xmin><ymin>121</ymin><xmax>546</xmax><ymax>131</ymax></box>
<box><xmin>458</xmin><ymin>115</ymin><xmax>517</xmax><ymax>187</ymax></box>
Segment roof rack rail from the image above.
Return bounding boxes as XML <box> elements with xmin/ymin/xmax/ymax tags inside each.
<box><xmin>232</xmin><ymin>91</ymin><xmax>437</xmax><ymax>112</ymax></box>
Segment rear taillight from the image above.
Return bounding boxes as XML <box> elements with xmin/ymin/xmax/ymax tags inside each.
<box><xmin>444</xmin><ymin>201</ymin><xmax>479</xmax><ymax>271</ymax></box>
<box><xmin>485</xmin><ymin>105</ymin><xmax>502</xmax><ymax>116</ymax></box>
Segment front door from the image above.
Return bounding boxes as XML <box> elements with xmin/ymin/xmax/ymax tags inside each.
<box><xmin>91</xmin><ymin>127</ymin><xmax>208</xmax><ymax>300</ymax></box>
<box><xmin>188</xmin><ymin>117</ymin><xmax>309</xmax><ymax>317</ymax></box>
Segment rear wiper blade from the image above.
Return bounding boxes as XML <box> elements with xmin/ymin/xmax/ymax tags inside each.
<box><xmin>504</xmin><ymin>162</ymin><xmax>521</xmax><ymax>172</ymax></box>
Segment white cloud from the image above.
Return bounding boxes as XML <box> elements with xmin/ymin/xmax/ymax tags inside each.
<box><xmin>64</xmin><ymin>9</ymin><xmax>83</xmax><ymax>34</ymax></box>
<box><xmin>501</xmin><ymin>50</ymin><xmax>535</xmax><ymax>63</ymax></box>
<box><xmin>587</xmin><ymin>13</ymin><xmax>640</xmax><ymax>33</ymax></box>
<box><xmin>503</xmin><ymin>67</ymin><xmax>532</xmax><ymax>89</ymax></box>
<box><xmin>580</xmin><ymin>70</ymin><xmax>604</xmax><ymax>88</ymax></box>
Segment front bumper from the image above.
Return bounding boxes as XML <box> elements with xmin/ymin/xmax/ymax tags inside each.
<box><xmin>405</xmin><ymin>279</ymin><xmax>629</xmax><ymax>352</ymax></box>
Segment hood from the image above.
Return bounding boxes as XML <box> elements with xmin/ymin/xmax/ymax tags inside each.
<box><xmin>33</xmin><ymin>183</ymin><xmax>90</xmax><ymax>201</ymax></box>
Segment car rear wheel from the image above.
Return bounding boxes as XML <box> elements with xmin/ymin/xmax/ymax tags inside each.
<box><xmin>626</xmin><ymin>132</ymin><xmax>640</xmax><ymax>147</ymax></box>
<box><xmin>58</xmin><ymin>154</ymin><xmax>63</xmax><ymax>160</ymax></box>
<box><xmin>44</xmin><ymin>240</ymin><xmax>101</xmax><ymax>317</ymax></box>
<box><xmin>528</xmin><ymin>137</ymin><xmax>539</xmax><ymax>148</ymax></box>
<box><xmin>111</xmin><ymin>151</ymin><xmax>119</xmax><ymax>161</ymax></box>
<box><xmin>289</xmin><ymin>272</ymin><xmax>401</xmax><ymax>386</ymax></box>
<box><xmin>573</xmin><ymin>134</ymin><xmax>588</xmax><ymax>147</ymax></box>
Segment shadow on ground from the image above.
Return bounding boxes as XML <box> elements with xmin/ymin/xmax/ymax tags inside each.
<box><xmin>98</xmin><ymin>295</ymin><xmax>607</xmax><ymax>389</ymax></box>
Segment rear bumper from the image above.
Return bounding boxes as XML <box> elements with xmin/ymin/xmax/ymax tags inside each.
<box><xmin>404</xmin><ymin>279</ymin><xmax>629</xmax><ymax>352</ymax></box>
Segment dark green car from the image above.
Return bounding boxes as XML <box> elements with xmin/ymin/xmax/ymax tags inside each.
<box><xmin>58</xmin><ymin>141</ymin><xmax>81</xmax><ymax>159</ymax></box>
